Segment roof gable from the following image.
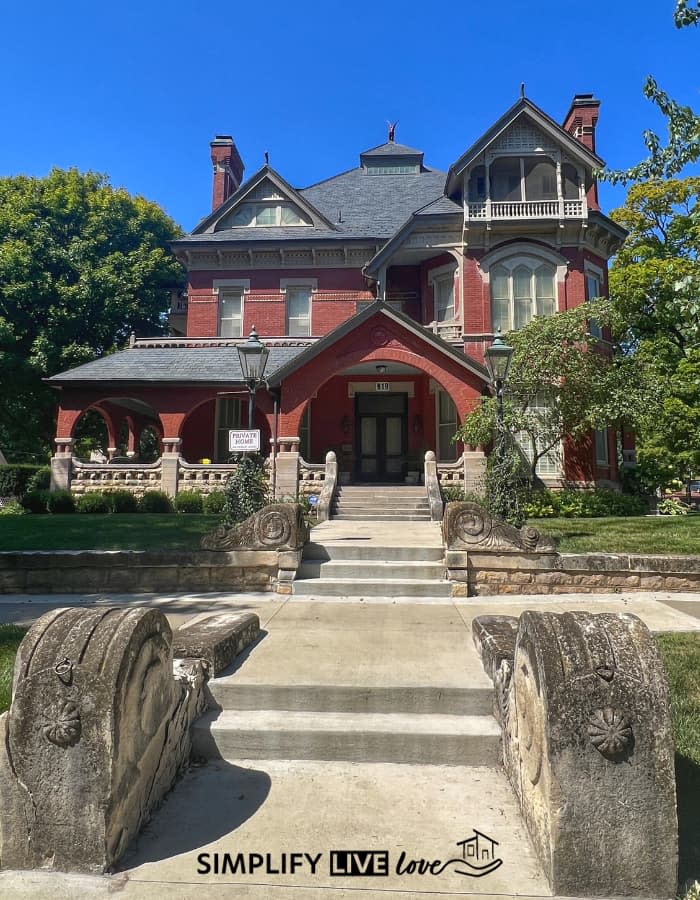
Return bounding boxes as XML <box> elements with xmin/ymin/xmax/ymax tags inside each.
<box><xmin>446</xmin><ymin>97</ymin><xmax>604</xmax><ymax>195</ymax></box>
<box><xmin>192</xmin><ymin>166</ymin><xmax>336</xmax><ymax>235</ymax></box>
<box><xmin>267</xmin><ymin>301</ymin><xmax>489</xmax><ymax>386</ymax></box>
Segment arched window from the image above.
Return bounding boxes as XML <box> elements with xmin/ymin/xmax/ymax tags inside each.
<box><xmin>490</xmin><ymin>258</ymin><xmax>556</xmax><ymax>332</ymax></box>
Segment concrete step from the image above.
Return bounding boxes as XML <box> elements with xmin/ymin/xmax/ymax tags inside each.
<box><xmin>297</xmin><ymin>559</ymin><xmax>446</xmax><ymax>580</ymax></box>
<box><xmin>333</xmin><ymin>501</ymin><xmax>430</xmax><ymax>510</ymax></box>
<box><xmin>336</xmin><ymin>487</ymin><xmax>427</xmax><ymax>494</ymax></box>
<box><xmin>303</xmin><ymin>542</ymin><xmax>444</xmax><ymax>562</ymax></box>
<box><xmin>332</xmin><ymin>512</ymin><xmax>432</xmax><ymax>521</ymax></box>
<box><xmin>206</xmin><ymin>683</ymin><xmax>493</xmax><ymax>716</ymax></box>
<box><xmin>292</xmin><ymin>578</ymin><xmax>453</xmax><ymax>598</ymax></box>
<box><xmin>191</xmin><ymin>709</ymin><xmax>501</xmax><ymax>765</ymax></box>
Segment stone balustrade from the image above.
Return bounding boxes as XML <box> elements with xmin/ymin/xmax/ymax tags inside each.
<box><xmin>177</xmin><ymin>461</ymin><xmax>239</xmax><ymax>495</ymax></box>
<box><xmin>71</xmin><ymin>459</ymin><xmax>163</xmax><ymax>496</ymax></box>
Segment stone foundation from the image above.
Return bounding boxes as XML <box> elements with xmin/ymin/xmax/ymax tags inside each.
<box><xmin>449</xmin><ymin>551</ymin><xmax>700</xmax><ymax>595</ymax></box>
<box><xmin>0</xmin><ymin>549</ymin><xmax>302</xmax><ymax>594</ymax></box>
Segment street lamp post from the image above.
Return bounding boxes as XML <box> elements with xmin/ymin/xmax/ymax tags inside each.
<box><xmin>236</xmin><ymin>326</ymin><xmax>270</xmax><ymax>431</ymax></box>
<box><xmin>484</xmin><ymin>329</ymin><xmax>514</xmax><ymax>518</ymax></box>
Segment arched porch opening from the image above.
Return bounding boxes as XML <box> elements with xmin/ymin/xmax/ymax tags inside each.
<box><xmin>179</xmin><ymin>393</ymin><xmax>274</xmax><ymax>463</ymax></box>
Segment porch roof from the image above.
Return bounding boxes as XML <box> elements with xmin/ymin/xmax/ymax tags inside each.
<box><xmin>46</xmin><ymin>342</ymin><xmax>312</xmax><ymax>387</ymax></box>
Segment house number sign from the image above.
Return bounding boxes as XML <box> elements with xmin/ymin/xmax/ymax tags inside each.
<box><xmin>375</xmin><ymin>382</ymin><xmax>390</xmax><ymax>392</ymax></box>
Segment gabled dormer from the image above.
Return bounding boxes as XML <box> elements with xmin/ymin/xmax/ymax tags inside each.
<box><xmin>192</xmin><ymin>166</ymin><xmax>336</xmax><ymax>235</ymax></box>
<box><xmin>446</xmin><ymin>94</ymin><xmax>603</xmax><ymax>226</ymax></box>
<box><xmin>359</xmin><ymin>139</ymin><xmax>425</xmax><ymax>175</ymax></box>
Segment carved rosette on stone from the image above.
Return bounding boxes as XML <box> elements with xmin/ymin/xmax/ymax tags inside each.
<box><xmin>443</xmin><ymin>502</ymin><xmax>555</xmax><ymax>553</ymax></box>
<box><xmin>201</xmin><ymin>502</ymin><xmax>308</xmax><ymax>552</ymax></box>
<box><xmin>497</xmin><ymin>611</ymin><xmax>677</xmax><ymax>899</ymax></box>
<box><xmin>0</xmin><ymin>607</ymin><xmax>206</xmax><ymax>873</ymax></box>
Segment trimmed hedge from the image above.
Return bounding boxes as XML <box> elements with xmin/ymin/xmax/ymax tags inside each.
<box><xmin>523</xmin><ymin>487</ymin><xmax>648</xmax><ymax>519</ymax></box>
<box><xmin>76</xmin><ymin>492</ymin><xmax>110</xmax><ymax>514</ymax></box>
<box><xmin>175</xmin><ymin>490</ymin><xmax>204</xmax><ymax>514</ymax></box>
<box><xmin>138</xmin><ymin>490</ymin><xmax>174</xmax><ymax>513</ymax></box>
<box><xmin>46</xmin><ymin>490</ymin><xmax>75</xmax><ymax>514</ymax></box>
<box><xmin>20</xmin><ymin>490</ymin><xmax>51</xmax><ymax>513</ymax></box>
<box><xmin>203</xmin><ymin>490</ymin><xmax>226</xmax><ymax>514</ymax></box>
<box><xmin>0</xmin><ymin>465</ymin><xmax>45</xmax><ymax>498</ymax></box>
<box><xmin>106</xmin><ymin>489</ymin><xmax>139</xmax><ymax>513</ymax></box>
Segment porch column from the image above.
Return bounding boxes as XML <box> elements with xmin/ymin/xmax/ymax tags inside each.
<box><xmin>161</xmin><ymin>437</ymin><xmax>182</xmax><ymax>498</ymax></box>
<box><xmin>274</xmin><ymin>436</ymin><xmax>300</xmax><ymax>500</ymax></box>
<box><xmin>51</xmin><ymin>438</ymin><xmax>74</xmax><ymax>492</ymax></box>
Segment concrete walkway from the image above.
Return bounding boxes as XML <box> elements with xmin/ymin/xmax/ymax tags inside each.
<box><xmin>1</xmin><ymin>587</ymin><xmax>699</xmax><ymax>899</ymax></box>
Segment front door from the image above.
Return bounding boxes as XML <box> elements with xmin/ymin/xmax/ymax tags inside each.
<box><xmin>355</xmin><ymin>393</ymin><xmax>407</xmax><ymax>482</ymax></box>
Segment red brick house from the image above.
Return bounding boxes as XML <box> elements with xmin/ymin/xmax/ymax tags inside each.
<box><xmin>49</xmin><ymin>92</ymin><xmax>627</xmax><ymax>500</ymax></box>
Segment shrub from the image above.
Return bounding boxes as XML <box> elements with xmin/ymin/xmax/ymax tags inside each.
<box><xmin>106</xmin><ymin>489</ymin><xmax>139</xmax><ymax>513</ymax></box>
<box><xmin>46</xmin><ymin>490</ymin><xmax>76</xmax><ymax>514</ymax></box>
<box><xmin>26</xmin><ymin>466</ymin><xmax>51</xmax><ymax>493</ymax></box>
<box><xmin>0</xmin><ymin>464</ymin><xmax>45</xmax><ymax>498</ymax></box>
<box><xmin>20</xmin><ymin>490</ymin><xmax>51</xmax><ymax>513</ymax></box>
<box><xmin>657</xmin><ymin>497</ymin><xmax>690</xmax><ymax>516</ymax></box>
<box><xmin>224</xmin><ymin>454</ymin><xmax>268</xmax><ymax>524</ymax></box>
<box><xmin>442</xmin><ymin>486</ymin><xmax>466</xmax><ymax>503</ymax></box>
<box><xmin>175</xmin><ymin>490</ymin><xmax>204</xmax><ymax>513</ymax></box>
<box><xmin>139</xmin><ymin>490</ymin><xmax>174</xmax><ymax>513</ymax></box>
<box><xmin>523</xmin><ymin>487</ymin><xmax>647</xmax><ymax>519</ymax></box>
<box><xmin>203</xmin><ymin>490</ymin><xmax>226</xmax><ymax>514</ymax></box>
<box><xmin>76</xmin><ymin>492</ymin><xmax>110</xmax><ymax>513</ymax></box>
<box><xmin>0</xmin><ymin>499</ymin><xmax>26</xmax><ymax>516</ymax></box>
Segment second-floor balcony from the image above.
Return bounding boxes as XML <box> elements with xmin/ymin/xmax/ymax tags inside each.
<box><xmin>466</xmin><ymin>198</ymin><xmax>585</xmax><ymax>221</ymax></box>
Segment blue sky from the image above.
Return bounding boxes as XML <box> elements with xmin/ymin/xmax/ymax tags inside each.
<box><xmin>1</xmin><ymin>1</ymin><xmax>698</xmax><ymax>230</ymax></box>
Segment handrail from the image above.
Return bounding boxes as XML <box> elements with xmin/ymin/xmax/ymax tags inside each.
<box><xmin>317</xmin><ymin>451</ymin><xmax>338</xmax><ymax>523</ymax></box>
<box><xmin>423</xmin><ymin>450</ymin><xmax>444</xmax><ymax>521</ymax></box>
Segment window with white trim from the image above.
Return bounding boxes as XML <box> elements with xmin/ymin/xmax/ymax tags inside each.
<box><xmin>595</xmin><ymin>428</ymin><xmax>609</xmax><ymax>465</ymax></box>
<box><xmin>225</xmin><ymin>180</ymin><xmax>312</xmax><ymax>227</ymax></box>
<box><xmin>491</xmin><ymin>258</ymin><xmax>556</xmax><ymax>332</ymax></box>
<box><xmin>285</xmin><ymin>286</ymin><xmax>312</xmax><ymax>336</ymax></box>
<box><xmin>437</xmin><ymin>391</ymin><xmax>458</xmax><ymax>461</ymax></box>
<box><xmin>515</xmin><ymin>394</ymin><xmax>562</xmax><ymax>478</ymax></box>
<box><xmin>428</xmin><ymin>264</ymin><xmax>457</xmax><ymax>323</ymax></box>
<box><xmin>218</xmin><ymin>289</ymin><xmax>243</xmax><ymax>337</ymax></box>
<box><xmin>215</xmin><ymin>397</ymin><xmax>242</xmax><ymax>462</ymax></box>
<box><xmin>585</xmin><ymin>266</ymin><xmax>604</xmax><ymax>339</ymax></box>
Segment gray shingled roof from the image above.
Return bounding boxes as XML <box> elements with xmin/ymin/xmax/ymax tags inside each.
<box><xmin>360</xmin><ymin>141</ymin><xmax>424</xmax><ymax>157</ymax></box>
<box><xmin>414</xmin><ymin>195</ymin><xmax>463</xmax><ymax>216</ymax></box>
<box><xmin>48</xmin><ymin>344</ymin><xmax>309</xmax><ymax>385</ymax></box>
<box><xmin>299</xmin><ymin>168</ymin><xmax>446</xmax><ymax>239</ymax></box>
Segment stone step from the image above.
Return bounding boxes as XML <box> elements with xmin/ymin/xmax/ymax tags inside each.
<box><xmin>191</xmin><ymin>709</ymin><xmax>501</xmax><ymax>765</ymax></box>
<box><xmin>332</xmin><ymin>512</ymin><xmax>432</xmax><ymax>521</ymax></box>
<box><xmin>303</xmin><ymin>542</ymin><xmax>444</xmax><ymax>562</ymax></box>
<box><xmin>206</xmin><ymin>683</ymin><xmax>493</xmax><ymax>716</ymax></box>
<box><xmin>292</xmin><ymin>578</ymin><xmax>453</xmax><ymax>598</ymax></box>
<box><xmin>333</xmin><ymin>500</ymin><xmax>430</xmax><ymax>510</ymax></box>
<box><xmin>297</xmin><ymin>560</ymin><xmax>446</xmax><ymax>581</ymax></box>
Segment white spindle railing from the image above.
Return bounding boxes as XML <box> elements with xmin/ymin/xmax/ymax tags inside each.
<box><xmin>466</xmin><ymin>199</ymin><xmax>584</xmax><ymax>221</ymax></box>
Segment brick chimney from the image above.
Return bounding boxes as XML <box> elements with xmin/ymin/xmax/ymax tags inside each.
<box><xmin>562</xmin><ymin>94</ymin><xmax>601</xmax><ymax>210</ymax></box>
<box><xmin>210</xmin><ymin>135</ymin><xmax>244</xmax><ymax>211</ymax></box>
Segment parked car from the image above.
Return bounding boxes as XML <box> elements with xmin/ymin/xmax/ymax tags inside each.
<box><xmin>668</xmin><ymin>480</ymin><xmax>700</xmax><ymax>510</ymax></box>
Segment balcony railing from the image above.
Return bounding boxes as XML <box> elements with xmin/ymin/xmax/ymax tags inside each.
<box><xmin>466</xmin><ymin>199</ymin><xmax>585</xmax><ymax>221</ymax></box>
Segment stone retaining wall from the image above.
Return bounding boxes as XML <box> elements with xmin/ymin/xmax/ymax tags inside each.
<box><xmin>0</xmin><ymin>549</ymin><xmax>302</xmax><ymax>594</ymax></box>
<box><xmin>449</xmin><ymin>551</ymin><xmax>700</xmax><ymax>595</ymax></box>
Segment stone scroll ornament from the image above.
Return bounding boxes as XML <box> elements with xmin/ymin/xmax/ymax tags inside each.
<box><xmin>201</xmin><ymin>502</ymin><xmax>308</xmax><ymax>552</ymax></box>
<box><xmin>0</xmin><ymin>607</ymin><xmax>207</xmax><ymax>873</ymax></box>
<box><xmin>495</xmin><ymin>611</ymin><xmax>677</xmax><ymax>899</ymax></box>
<box><xmin>442</xmin><ymin>502</ymin><xmax>555</xmax><ymax>553</ymax></box>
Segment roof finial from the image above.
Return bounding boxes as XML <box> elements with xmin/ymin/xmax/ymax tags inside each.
<box><xmin>520</xmin><ymin>82</ymin><xmax>525</xmax><ymax>99</ymax></box>
<box><xmin>387</xmin><ymin>120</ymin><xmax>398</xmax><ymax>143</ymax></box>
<box><xmin>264</xmin><ymin>150</ymin><xmax>269</xmax><ymax>165</ymax></box>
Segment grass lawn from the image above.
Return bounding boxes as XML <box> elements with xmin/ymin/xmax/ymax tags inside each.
<box><xmin>532</xmin><ymin>515</ymin><xmax>700</xmax><ymax>555</ymax></box>
<box><xmin>657</xmin><ymin>633</ymin><xmax>700</xmax><ymax>893</ymax></box>
<box><xmin>0</xmin><ymin>514</ymin><xmax>222</xmax><ymax>551</ymax></box>
<box><xmin>0</xmin><ymin>624</ymin><xmax>26</xmax><ymax>713</ymax></box>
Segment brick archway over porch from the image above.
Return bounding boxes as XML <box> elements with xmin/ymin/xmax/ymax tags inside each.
<box><xmin>277</xmin><ymin>313</ymin><xmax>487</xmax><ymax>439</ymax></box>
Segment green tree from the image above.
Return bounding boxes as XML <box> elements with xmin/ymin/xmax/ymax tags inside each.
<box><xmin>455</xmin><ymin>301</ymin><xmax>654</xmax><ymax>483</ymax></box>
<box><xmin>0</xmin><ymin>168</ymin><xmax>184</xmax><ymax>458</ymax></box>
<box><xmin>675</xmin><ymin>0</ymin><xmax>700</xmax><ymax>27</ymax></box>
<box><xmin>609</xmin><ymin>177</ymin><xmax>700</xmax><ymax>487</ymax></box>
